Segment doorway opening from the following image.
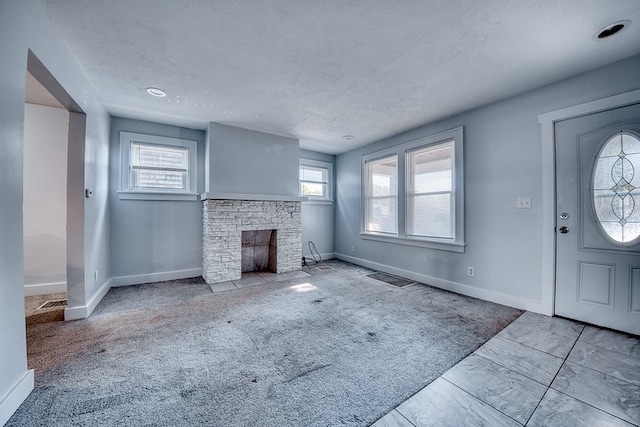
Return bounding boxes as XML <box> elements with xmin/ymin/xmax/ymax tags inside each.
<box><xmin>23</xmin><ymin>50</ymin><xmax>86</xmax><ymax>329</ymax></box>
<box><xmin>23</xmin><ymin>72</ymin><xmax>69</xmax><ymax>324</ymax></box>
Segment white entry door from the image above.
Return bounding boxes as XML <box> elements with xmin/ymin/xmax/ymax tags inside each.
<box><xmin>555</xmin><ymin>103</ymin><xmax>640</xmax><ymax>335</ymax></box>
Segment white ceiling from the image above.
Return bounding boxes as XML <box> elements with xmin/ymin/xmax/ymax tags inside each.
<box><xmin>40</xmin><ymin>0</ymin><xmax>640</xmax><ymax>154</ymax></box>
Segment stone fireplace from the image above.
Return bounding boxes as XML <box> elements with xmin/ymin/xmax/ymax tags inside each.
<box><xmin>202</xmin><ymin>197</ymin><xmax>302</xmax><ymax>284</ymax></box>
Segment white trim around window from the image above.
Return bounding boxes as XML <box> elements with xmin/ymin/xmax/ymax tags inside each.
<box><xmin>299</xmin><ymin>158</ymin><xmax>333</xmax><ymax>204</ymax></box>
<box><xmin>363</xmin><ymin>154</ymin><xmax>398</xmax><ymax>234</ymax></box>
<box><xmin>361</xmin><ymin>126</ymin><xmax>465</xmax><ymax>252</ymax></box>
<box><xmin>119</xmin><ymin>131</ymin><xmax>198</xmax><ymax>201</ymax></box>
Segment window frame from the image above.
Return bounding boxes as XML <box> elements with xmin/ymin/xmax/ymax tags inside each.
<box><xmin>363</xmin><ymin>154</ymin><xmax>399</xmax><ymax>235</ymax></box>
<box><xmin>119</xmin><ymin>131</ymin><xmax>198</xmax><ymax>201</ymax></box>
<box><xmin>360</xmin><ymin>126</ymin><xmax>465</xmax><ymax>252</ymax></box>
<box><xmin>299</xmin><ymin>158</ymin><xmax>333</xmax><ymax>204</ymax></box>
<box><xmin>406</xmin><ymin>140</ymin><xmax>455</xmax><ymax>240</ymax></box>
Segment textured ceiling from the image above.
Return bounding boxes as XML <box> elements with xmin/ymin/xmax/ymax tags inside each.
<box><xmin>40</xmin><ymin>0</ymin><xmax>640</xmax><ymax>154</ymax></box>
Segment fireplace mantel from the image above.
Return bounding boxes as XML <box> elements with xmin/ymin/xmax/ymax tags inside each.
<box><xmin>201</xmin><ymin>192</ymin><xmax>307</xmax><ymax>202</ymax></box>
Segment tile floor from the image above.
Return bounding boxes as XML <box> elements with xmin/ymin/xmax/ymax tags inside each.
<box><xmin>373</xmin><ymin>311</ymin><xmax>640</xmax><ymax>427</ymax></box>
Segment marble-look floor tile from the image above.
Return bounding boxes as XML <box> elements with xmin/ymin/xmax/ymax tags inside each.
<box><xmin>568</xmin><ymin>339</ymin><xmax>640</xmax><ymax>386</ymax></box>
<box><xmin>498</xmin><ymin>319</ymin><xmax>578</xmax><ymax>358</ymax></box>
<box><xmin>443</xmin><ymin>354</ymin><xmax>546</xmax><ymax>424</ymax></box>
<box><xmin>208</xmin><ymin>281</ymin><xmax>237</xmax><ymax>293</ymax></box>
<box><xmin>510</xmin><ymin>311</ymin><xmax>584</xmax><ymax>339</ymax></box>
<box><xmin>371</xmin><ymin>410</ymin><xmax>415</xmax><ymax>427</ymax></box>
<box><xmin>578</xmin><ymin>326</ymin><xmax>640</xmax><ymax>359</ymax></box>
<box><xmin>474</xmin><ymin>336</ymin><xmax>563</xmax><ymax>385</ymax></box>
<box><xmin>396</xmin><ymin>378</ymin><xmax>521</xmax><ymax>427</ymax></box>
<box><xmin>527</xmin><ymin>388</ymin><xmax>634</xmax><ymax>427</ymax></box>
<box><xmin>551</xmin><ymin>361</ymin><xmax>640</xmax><ymax>425</ymax></box>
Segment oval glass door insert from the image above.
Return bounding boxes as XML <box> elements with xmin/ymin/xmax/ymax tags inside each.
<box><xmin>592</xmin><ymin>132</ymin><xmax>640</xmax><ymax>244</ymax></box>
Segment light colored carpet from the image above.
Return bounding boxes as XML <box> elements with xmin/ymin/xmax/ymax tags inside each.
<box><xmin>9</xmin><ymin>261</ymin><xmax>522</xmax><ymax>426</ymax></box>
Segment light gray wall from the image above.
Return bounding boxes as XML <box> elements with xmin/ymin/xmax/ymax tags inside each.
<box><xmin>207</xmin><ymin>123</ymin><xmax>299</xmax><ymax>197</ymax></box>
<box><xmin>300</xmin><ymin>149</ymin><xmax>336</xmax><ymax>259</ymax></box>
<box><xmin>0</xmin><ymin>0</ymin><xmax>111</xmax><ymax>423</ymax></box>
<box><xmin>335</xmin><ymin>54</ymin><xmax>640</xmax><ymax>312</ymax></box>
<box><xmin>23</xmin><ymin>104</ymin><xmax>68</xmax><ymax>289</ymax></box>
<box><xmin>109</xmin><ymin>117</ymin><xmax>206</xmax><ymax>281</ymax></box>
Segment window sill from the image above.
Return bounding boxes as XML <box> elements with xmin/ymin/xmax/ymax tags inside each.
<box><xmin>360</xmin><ymin>232</ymin><xmax>466</xmax><ymax>253</ymax></box>
<box><xmin>118</xmin><ymin>191</ymin><xmax>199</xmax><ymax>201</ymax></box>
<box><xmin>302</xmin><ymin>199</ymin><xmax>334</xmax><ymax>206</ymax></box>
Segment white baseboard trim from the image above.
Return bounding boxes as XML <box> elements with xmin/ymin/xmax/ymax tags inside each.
<box><xmin>335</xmin><ymin>253</ymin><xmax>543</xmax><ymax>314</ymax></box>
<box><xmin>0</xmin><ymin>369</ymin><xmax>34</xmax><ymax>426</ymax></box>
<box><xmin>110</xmin><ymin>268</ymin><xmax>203</xmax><ymax>287</ymax></box>
<box><xmin>302</xmin><ymin>252</ymin><xmax>336</xmax><ymax>262</ymax></box>
<box><xmin>23</xmin><ymin>281</ymin><xmax>66</xmax><ymax>296</ymax></box>
<box><xmin>64</xmin><ymin>278</ymin><xmax>112</xmax><ymax>321</ymax></box>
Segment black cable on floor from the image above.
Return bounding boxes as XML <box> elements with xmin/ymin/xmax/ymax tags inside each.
<box><xmin>308</xmin><ymin>241</ymin><xmax>322</xmax><ymax>264</ymax></box>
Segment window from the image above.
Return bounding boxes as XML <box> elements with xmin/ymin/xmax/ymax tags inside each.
<box><xmin>119</xmin><ymin>132</ymin><xmax>198</xmax><ymax>201</ymax></box>
<box><xmin>299</xmin><ymin>158</ymin><xmax>333</xmax><ymax>202</ymax></box>
<box><xmin>130</xmin><ymin>142</ymin><xmax>188</xmax><ymax>191</ymax></box>
<box><xmin>361</xmin><ymin>127</ymin><xmax>464</xmax><ymax>252</ymax></box>
<box><xmin>407</xmin><ymin>141</ymin><xmax>454</xmax><ymax>239</ymax></box>
<box><xmin>592</xmin><ymin>132</ymin><xmax>640</xmax><ymax>244</ymax></box>
<box><xmin>364</xmin><ymin>155</ymin><xmax>398</xmax><ymax>234</ymax></box>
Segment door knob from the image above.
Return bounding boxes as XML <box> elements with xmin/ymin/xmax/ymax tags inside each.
<box><xmin>559</xmin><ymin>226</ymin><xmax>569</xmax><ymax>234</ymax></box>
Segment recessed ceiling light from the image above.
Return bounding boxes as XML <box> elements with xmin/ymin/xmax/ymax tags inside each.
<box><xmin>343</xmin><ymin>135</ymin><xmax>354</xmax><ymax>141</ymax></box>
<box><xmin>594</xmin><ymin>20</ymin><xmax>631</xmax><ymax>40</ymax></box>
<box><xmin>146</xmin><ymin>87</ymin><xmax>167</xmax><ymax>97</ymax></box>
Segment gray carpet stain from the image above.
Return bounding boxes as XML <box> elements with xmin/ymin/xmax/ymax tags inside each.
<box><xmin>10</xmin><ymin>260</ymin><xmax>523</xmax><ymax>426</ymax></box>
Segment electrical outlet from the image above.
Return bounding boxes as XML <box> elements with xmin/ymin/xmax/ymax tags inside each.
<box><xmin>467</xmin><ymin>267</ymin><xmax>475</xmax><ymax>277</ymax></box>
<box><xmin>351</xmin><ymin>245</ymin><xmax>356</xmax><ymax>252</ymax></box>
<box><xmin>94</xmin><ymin>271</ymin><xmax>98</xmax><ymax>281</ymax></box>
<box><xmin>517</xmin><ymin>197</ymin><xmax>532</xmax><ymax>209</ymax></box>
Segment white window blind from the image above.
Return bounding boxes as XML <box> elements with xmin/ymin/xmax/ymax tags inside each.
<box><xmin>407</xmin><ymin>141</ymin><xmax>454</xmax><ymax>239</ymax></box>
<box><xmin>130</xmin><ymin>142</ymin><xmax>189</xmax><ymax>191</ymax></box>
<box><xmin>365</xmin><ymin>155</ymin><xmax>398</xmax><ymax>234</ymax></box>
<box><xmin>360</xmin><ymin>126</ymin><xmax>464</xmax><ymax>252</ymax></box>
<box><xmin>119</xmin><ymin>131</ymin><xmax>198</xmax><ymax>201</ymax></box>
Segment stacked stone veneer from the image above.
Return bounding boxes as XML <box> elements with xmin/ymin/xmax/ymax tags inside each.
<box><xmin>203</xmin><ymin>199</ymin><xmax>302</xmax><ymax>284</ymax></box>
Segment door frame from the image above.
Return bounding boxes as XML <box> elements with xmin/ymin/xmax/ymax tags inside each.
<box><xmin>538</xmin><ymin>88</ymin><xmax>640</xmax><ymax>316</ymax></box>
<box><xmin>26</xmin><ymin>50</ymin><xmax>87</xmax><ymax>320</ymax></box>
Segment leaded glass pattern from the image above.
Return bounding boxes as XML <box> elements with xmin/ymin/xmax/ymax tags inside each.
<box><xmin>592</xmin><ymin>132</ymin><xmax>640</xmax><ymax>243</ymax></box>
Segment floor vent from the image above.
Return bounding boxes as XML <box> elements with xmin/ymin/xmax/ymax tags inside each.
<box><xmin>37</xmin><ymin>299</ymin><xmax>68</xmax><ymax>310</ymax></box>
<box><xmin>315</xmin><ymin>265</ymin><xmax>334</xmax><ymax>271</ymax></box>
<box><xmin>366</xmin><ymin>272</ymin><xmax>416</xmax><ymax>288</ymax></box>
